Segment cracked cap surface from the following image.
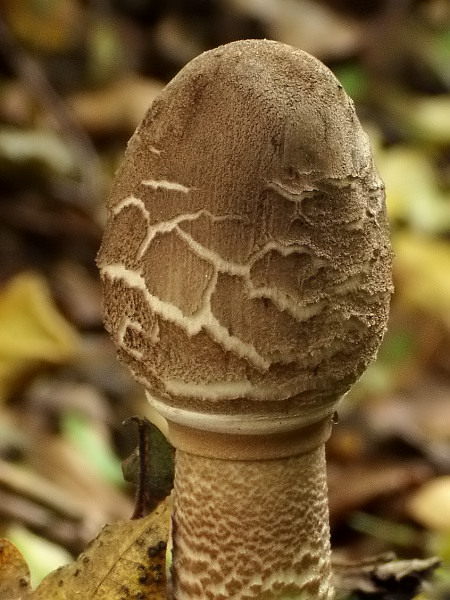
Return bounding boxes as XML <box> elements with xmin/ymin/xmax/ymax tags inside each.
<box><xmin>97</xmin><ymin>39</ymin><xmax>393</xmax><ymax>425</ymax></box>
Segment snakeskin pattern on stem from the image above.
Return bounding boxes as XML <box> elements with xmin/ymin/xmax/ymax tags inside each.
<box><xmin>171</xmin><ymin>446</ymin><xmax>333</xmax><ymax>600</ymax></box>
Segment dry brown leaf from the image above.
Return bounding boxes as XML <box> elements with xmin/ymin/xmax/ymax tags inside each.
<box><xmin>333</xmin><ymin>553</ymin><xmax>441</xmax><ymax>598</ymax></box>
<box><xmin>226</xmin><ymin>0</ymin><xmax>361</xmax><ymax>59</ymax></box>
<box><xmin>32</xmin><ymin>500</ymin><xmax>170</xmax><ymax>600</ymax></box>
<box><xmin>26</xmin><ymin>435</ymin><xmax>133</xmax><ymax>530</ymax></box>
<box><xmin>0</xmin><ymin>538</ymin><xmax>32</xmax><ymax>600</ymax></box>
<box><xmin>364</xmin><ymin>379</ymin><xmax>450</xmax><ymax>471</ymax></box>
<box><xmin>3</xmin><ymin>0</ymin><xmax>83</xmax><ymax>53</ymax></box>
<box><xmin>328</xmin><ymin>461</ymin><xmax>431</xmax><ymax>523</ymax></box>
<box><xmin>69</xmin><ymin>77</ymin><xmax>163</xmax><ymax>137</ymax></box>
<box><xmin>51</xmin><ymin>261</ymin><xmax>103</xmax><ymax>329</ymax></box>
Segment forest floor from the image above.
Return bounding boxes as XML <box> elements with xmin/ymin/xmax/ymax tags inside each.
<box><xmin>0</xmin><ymin>1</ymin><xmax>449</xmax><ymax>598</ymax></box>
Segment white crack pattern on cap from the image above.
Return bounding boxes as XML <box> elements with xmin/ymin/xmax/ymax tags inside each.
<box><xmin>100</xmin><ymin>164</ymin><xmax>388</xmax><ymax>405</ymax></box>
<box><xmin>97</xmin><ymin>39</ymin><xmax>392</xmax><ymax>413</ymax></box>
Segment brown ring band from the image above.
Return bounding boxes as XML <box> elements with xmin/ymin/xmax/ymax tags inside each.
<box><xmin>167</xmin><ymin>416</ymin><xmax>333</xmax><ymax>460</ymax></box>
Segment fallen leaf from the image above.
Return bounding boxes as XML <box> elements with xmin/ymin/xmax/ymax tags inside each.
<box><xmin>0</xmin><ymin>128</ymin><xmax>77</xmax><ymax>176</ymax></box>
<box><xmin>6</xmin><ymin>526</ymin><xmax>73</xmax><ymax>590</ymax></box>
<box><xmin>51</xmin><ymin>260</ymin><xmax>103</xmax><ymax>329</ymax></box>
<box><xmin>226</xmin><ymin>0</ymin><xmax>361</xmax><ymax>59</ymax></box>
<box><xmin>69</xmin><ymin>77</ymin><xmax>163</xmax><ymax>136</ymax></box>
<box><xmin>379</xmin><ymin>147</ymin><xmax>450</xmax><ymax>233</ymax></box>
<box><xmin>328</xmin><ymin>460</ymin><xmax>430</xmax><ymax>524</ymax></box>
<box><xmin>364</xmin><ymin>378</ymin><xmax>450</xmax><ymax>471</ymax></box>
<box><xmin>86</xmin><ymin>20</ymin><xmax>128</xmax><ymax>86</ymax></box>
<box><xmin>0</xmin><ymin>272</ymin><xmax>79</xmax><ymax>401</ymax></box>
<box><xmin>333</xmin><ymin>553</ymin><xmax>441</xmax><ymax>598</ymax></box>
<box><xmin>3</xmin><ymin>0</ymin><xmax>83</xmax><ymax>53</ymax></box>
<box><xmin>61</xmin><ymin>411</ymin><xmax>125</xmax><ymax>488</ymax></box>
<box><xmin>348</xmin><ymin>512</ymin><xmax>421</xmax><ymax>548</ymax></box>
<box><xmin>32</xmin><ymin>500</ymin><xmax>170</xmax><ymax>599</ymax></box>
<box><xmin>0</xmin><ymin>538</ymin><xmax>32</xmax><ymax>600</ymax></box>
<box><xmin>393</xmin><ymin>233</ymin><xmax>450</xmax><ymax>328</ymax></box>
<box><xmin>408</xmin><ymin>476</ymin><xmax>450</xmax><ymax>532</ymax></box>
<box><xmin>25</xmin><ymin>435</ymin><xmax>133</xmax><ymax>532</ymax></box>
<box><xmin>407</xmin><ymin>95</ymin><xmax>450</xmax><ymax>145</ymax></box>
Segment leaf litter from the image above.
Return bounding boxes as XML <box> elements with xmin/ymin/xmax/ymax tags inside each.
<box><xmin>0</xmin><ymin>1</ymin><xmax>449</xmax><ymax>598</ymax></box>
<box><xmin>32</xmin><ymin>500</ymin><xmax>170</xmax><ymax>600</ymax></box>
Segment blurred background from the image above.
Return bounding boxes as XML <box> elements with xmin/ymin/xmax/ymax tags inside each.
<box><xmin>0</xmin><ymin>0</ymin><xmax>449</xmax><ymax>597</ymax></box>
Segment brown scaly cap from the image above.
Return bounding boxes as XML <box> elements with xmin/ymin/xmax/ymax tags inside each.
<box><xmin>97</xmin><ymin>39</ymin><xmax>393</xmax><ymax>423</ymax></box>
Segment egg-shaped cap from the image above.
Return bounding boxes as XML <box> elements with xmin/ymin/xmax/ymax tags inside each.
<box><xmin>98</xmin><ymin>39</ymin><xmax>392</xmax><ymax>429</ymax></box>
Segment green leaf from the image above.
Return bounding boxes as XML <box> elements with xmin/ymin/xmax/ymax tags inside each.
<box><xmin>6</xmin><ymin>525</ymin><xmax>72</xmax><ymax>588</ymax></box>
<box><xmin>333</xmin><ymin>63</ymin><xmax>369</xmax><ymax>101</ymax></box>
<box><xmin>61</xmin><ymin>412</ymin><xmax>124</xmax><ymax>488</ymax></box>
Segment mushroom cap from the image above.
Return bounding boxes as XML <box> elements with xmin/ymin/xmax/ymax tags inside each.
<box><xmin>98</xmin><ymin>39</ymin><xmax>392</xmax><ymax>430</ymax></box>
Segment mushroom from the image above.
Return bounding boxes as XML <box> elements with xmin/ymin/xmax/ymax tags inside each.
<box><xmin>97</xmin><ymin>39</ymin><xmax>393</xmax><ymax>600</ymax></box>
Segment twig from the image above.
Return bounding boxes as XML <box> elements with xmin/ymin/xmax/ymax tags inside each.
<box><xmin>0</xmin><ymin>458</ymin><xmax>84</xmax><ymax>521</ymax></box>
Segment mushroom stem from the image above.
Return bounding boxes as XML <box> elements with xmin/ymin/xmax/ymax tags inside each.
<box><xmin>171</xmin><ymin>444</ymin><xmax>333</xmax><ymax>600</ymax></box>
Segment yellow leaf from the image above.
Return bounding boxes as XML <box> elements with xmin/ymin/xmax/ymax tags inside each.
<box><xmin>3</xmin><ymin>0</ymin><xmax>83</xmax><ymax>54</ymax></box>
<box><xmin>408</xmin><ymin>476</ymin><xmax>450</xmax><ymax>532</ymax></box>
<box><xmin>410</xmin><ymin>95</ymin><xmax>450</xmax><ymax>145</ymax></box>
<box><xmin>393</xmin><ymin>233</ymin><xmax>450</xmax><ymax>327</ymax></box>
<box><xmin>0</xmin><ymin>538</ymin><xmax>32</xmax><ymax>600</ymax></box>
<box><xmin>32</xmin><ymin>501</ymin><xmax>170</xmax><ymax>599</ymax></box>
<box><xmin>0</xmin><ymin>272</ymin><xmax>79</xmax><ymax>401</ymax></box>
<box><xmin>379</xmin><ymin>147</ymin><xmax>450</xmax><ymax>232</ymax></box>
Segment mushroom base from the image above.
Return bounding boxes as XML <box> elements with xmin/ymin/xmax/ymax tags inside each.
<box><xmin>171</xmin><ymin>445</ymin><xmax>334</xmax><ymax>600</ymax></box>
